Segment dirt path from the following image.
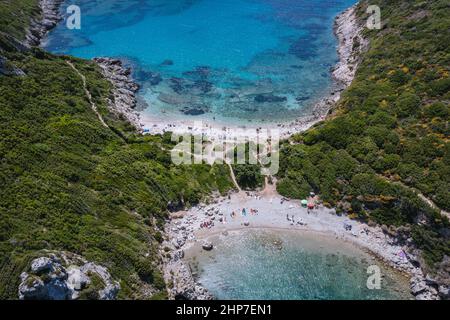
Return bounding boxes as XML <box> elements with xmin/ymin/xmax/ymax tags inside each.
<box><xmin>416</xmin><ymin>191</ymin><xmax>449</xmax><ymax>219</ymax></box>
<box><xmin>66</xmin><ymin>60</ymin><xmax>109</xmax><ymax>128</ymax></box>
<box><xmin>393</xmin><ymin>178</ymin><xmax>449</xmax><ymax>219</ymax></box>
<box><xmin>378</xmin><ymin>174</ymin><xmax>449</xmax><ymax>220</ymax></box>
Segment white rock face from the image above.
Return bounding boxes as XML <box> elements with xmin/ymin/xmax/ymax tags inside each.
<box><xmin>18</xmin><ymin>275</ymin><xmax>47</xmax><ymax>300</ymax></box>
<box><xmin>30</xmin><ymin>257</ymin><xmax>53</xmax><ymax>273</ymax></box>
<box><xmin>438</xmin><ymin>285</ymin><xmax>450</xmax><ymax>299</ymax></box>
<box><xmin>332</xmin><ymin>5</ymin><xmax>369</xmax><ymax>87</ymax></box>
<box><xmin>25</xmin><ymin>0</ymin><xmax>64</xmax><ymax>47</ymax></box>
<box><xmin>93</xmin><ymin>57</ymin><xmax>142</xmax><ymax>130</ymax></box>
<box><xmin>18</xmin><ymin>252</ymin><xmax>120</xmax><ymax>300</ymax></box>
<box><xmin>410</xmin><ymin>275</ymin><xmax>439</xmax><ymax>300</ymax></box>
<box><xmin>67</xmin><ymin>266</ymin><xmax>91</xmax><ymax>292</ymax></box>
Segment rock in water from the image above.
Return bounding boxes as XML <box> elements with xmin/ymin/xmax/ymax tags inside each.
<box><xmin>202</xmin><ymin>242</ymin><xmax>214</xmax><ymax>251</ymax></box>
<box><xmin>254</xmin><ymin>94</ymin><xmax>287</xmax><ymax>103</ymax></box>
<box><xmin>18</xmin><ymin>275</ymin><xmax>47</xmax><ymax>300</ymax></box>
<box><xmin>161</xmin><ymin>59</ymin><xmax>174</xmax><ymax>66</ymax></box>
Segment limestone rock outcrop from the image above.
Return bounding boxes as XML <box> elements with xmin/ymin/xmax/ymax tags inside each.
<box><xmin>18</xmin><ymin>252</ymin><xmax>120</xmax><ymax>300</ymax></box>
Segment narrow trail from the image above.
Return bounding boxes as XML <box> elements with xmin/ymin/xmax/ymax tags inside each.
<box><xmin>261</xmin><ymin>176</ymin><xmax>278</xmax><ymax>199</ymax></box>
<box><xmin>377</xmin><ymin>174</ymin><xmax>449</xmax><ymax>220</ymax></box>
<box><xmin>256</xmin><ymin>140</ymin><xmax>278</xmax><ymax>198</ymax></box>
<box><xmin>66</xmin><ymin>60</ymin><xmax>109</xmax><ymax>128</ymax></box>
<box><xmin>417</xmin><ymin>193</ymin><xmax>450</xmax><ymax>219</ymax></box>
<box><xmin>171</xmin><ymin>147</ymin><xmax>243</xmax><ymax>193</ymax></box>
<box><xmin>227</xmin><ymin>163</ymin><xmax>242</xmax><ymax>193</ymax></box>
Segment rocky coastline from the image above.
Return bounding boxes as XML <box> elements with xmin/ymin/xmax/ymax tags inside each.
<box><xmin>23</xmin><ymin>1</ymin><xmax>448</xmax><ymax>301</ymax></box>
<box><xmin>25</xmin><ymin>0</ymin><xmax>64</xmax><ymax>47</ymax></box>
<box><xmin>136</xmin><ymin>4</ymin><xmax>369</xmax><ymax>140</ymax></box>
<box><xmin>93</xmin><ymin>57</ymin><xmax>143</xmax><ymax>130</ymax></box>
<box><xmin>23</xmin><ymin>1</ymin><xmax>143</xmax><ymax>130</ymax></box>
<box><xmin>163</xmin><ymin>190</ymin><xmax>447</xmax><ymax>300</ymax></box>
<box><xmin>276</xmin><ymin>4</ymin><xmax>369</xmax><ymax>137</ymax></box>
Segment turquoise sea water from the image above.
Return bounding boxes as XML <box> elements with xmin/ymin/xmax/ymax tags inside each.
<box><xmin>186</xmin><ymin>230</ymin><xmax>413</xmax><ymax>300</ymax></box>
<box><xmin>44</xmin><ymin>0</ymin><xmax>357</xmax><ymax>125</ymax></box>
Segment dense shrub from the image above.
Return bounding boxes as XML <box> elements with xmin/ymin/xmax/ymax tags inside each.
<box><xmin>277</xmin><ymin>0</ymin><xmax>450</xmax><ymax>270</ymax></box>
<box><xmin>0</xmin><ymin>52</ymin><xmax>234</xmax><ymax>299</ymax></box>
<box><xmin>395</xmin><ymin>92</ymin><xmax>421</xmax><ymax>118</ymax></box>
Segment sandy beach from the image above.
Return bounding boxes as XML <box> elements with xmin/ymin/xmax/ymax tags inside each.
<box><xmin>159</xmin><ymin>5</ymin><xmax>439</xmax><ymax>301</ymax></box>
<box><xmin>166</xmin><ymin>187</ymin><xmax>420</xmax><ymax>273</ymax></box>
<box><xmin>130</xmin><ymin>5</ymin><xmax>367</xmax><ymax>141</ymax></box>
<box><xmin>162</xmin><ymin>179</ymin><xmax>440</xmax><ymax>300</ymax></box>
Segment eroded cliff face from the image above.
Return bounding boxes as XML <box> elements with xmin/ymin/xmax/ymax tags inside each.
<box><xmin>18</xmin><ymin>251</ymin><xmax>120</xmax><ymax>300</ymax></box>
<box><xmin>25</xmin><ymin>0</ymin><xmax>64</xmax><ymax>47</ymax></box>
<box><xmin>94</xmin><ymin>57</ymin><xmax>142</xmax><ymax>130</ymax></box>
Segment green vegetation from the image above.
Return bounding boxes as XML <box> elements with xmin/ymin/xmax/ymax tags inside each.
<box><xmin>234</xmin><ymin>164</ymin><xmax>263</xmax><ymax>190</ymax></box>
<box><xmin>0</xmin><ymin>0</ymin><xmax>40</xmax><ymax>39</ymax></box>
<box><xmin>0</xmin><ymin>3</ymin><xmax>234</xmax><ymax>299</ymax></box>
<box><xmin>0</xmin><ymin>0</ymin><xmax>448</xmax><ymax>298</ymax></box>
<box><xmin>277</xmin><ymin>0</ymin><xmax>449</xmax><ymax>269</ymax></box>
<box><xmin>232</xmin><ymin>142</ymin><xmax>264</xmax><ymax>190</ymax></box>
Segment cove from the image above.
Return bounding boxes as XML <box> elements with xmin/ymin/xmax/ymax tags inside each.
<box><xmin>44</xmin><ymin>0</ymin><xmax>357</xmax><ymax>126</ymax></box>
<box><xmin>185</xmin><ymin>230</ymin><xmax>413</xmax><ymax>300</ymax></box>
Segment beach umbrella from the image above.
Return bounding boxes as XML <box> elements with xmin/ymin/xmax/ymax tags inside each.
<box><xmin>301</xmin><ymin>200</ymin><xmax>308</xmax><ymax>207</ymax></box>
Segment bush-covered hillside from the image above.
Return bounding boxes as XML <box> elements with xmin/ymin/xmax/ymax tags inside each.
<box><xmin>0</xmin><ymin>0</ymin><xmax>40</xmax><ymax>40</ymax></box>
<box><xmin>0</xmin><ymin>4</ymin><xmax>234</xmax><ymax>299</ymax></box>
<box><xmin>277</xmin><ymin>0</ymin><xmax>449</xmax><ymax>270</ymax></box>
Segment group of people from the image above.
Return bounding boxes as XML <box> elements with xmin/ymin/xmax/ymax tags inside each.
<box><xmin>230</xmin><ymin>208</ymin><xmax>259</xmax><ymax>219</ymax></box>
<box><xmin>286</xmin><ymin>214</ymin><xmax>306</xmax><ymax>226</ymax></box>
<box><xmin>200</xmin><ymin>220</ymin><xmax>214</xmax><ymax>229</ymax></box>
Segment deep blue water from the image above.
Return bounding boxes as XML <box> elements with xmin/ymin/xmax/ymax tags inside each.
<box><xmin>186</xmin><ymin>230</ymin><xmax>412</xmax><ymax>300</ymax></box>
<box><xmin>45</xmin><ymin>0</ymin><xmax>357</xmax><ymax>125</ymax></box>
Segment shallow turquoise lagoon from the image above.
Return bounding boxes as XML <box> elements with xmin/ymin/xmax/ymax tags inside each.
<box><xmin>45</xmin><ymin>0</ymin><xmax>357</xmax><ymax>125</ymax></box>
<box><xmin>186</xmin><ymin>230</ymin><xmax>413</xmax><ymax>300</ymax></box>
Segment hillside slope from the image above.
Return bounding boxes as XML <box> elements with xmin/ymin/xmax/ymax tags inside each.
<box><xmin>278</xmin><ymin>0</ymin><xmax>449</xmax><ymax>277</ymax></box>
<box><xmin>0</xmin><ymin>2</ymin><xmax>234</xmax><ymax>299</ymax></box>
